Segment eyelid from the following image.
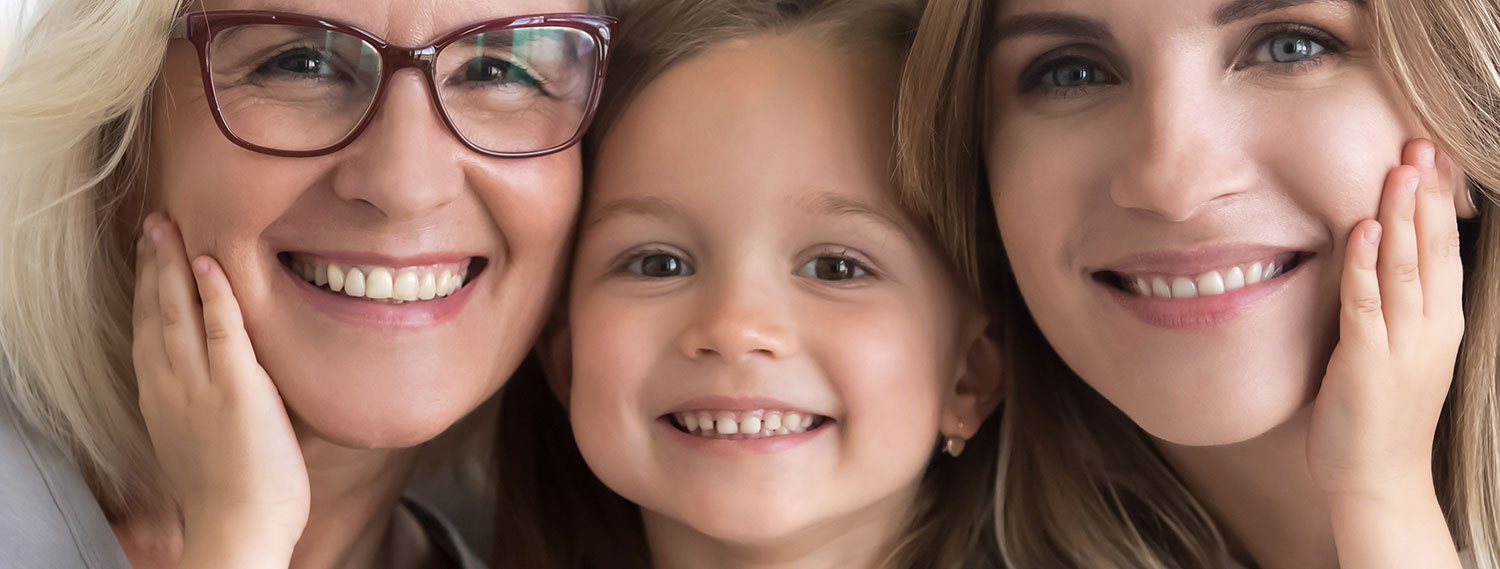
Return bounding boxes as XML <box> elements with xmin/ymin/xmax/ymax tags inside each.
<box><xmin>609</xmin><ymin>245</ymin><xmax>695</xmax><ymax>278</ymax></box>
<box><xmin>1233</xmin><ymin>22</ymin><xmax>1347</xmax><ymax>70</ymax></box>
<box><xmin>1015</xmin><ymin>45</ymin><xmax>1122</xmax><ymax>95</ymax></box>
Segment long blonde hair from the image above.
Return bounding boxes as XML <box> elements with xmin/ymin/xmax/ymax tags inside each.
<box><xmin>0</xmin><ymin>0</ymin><xmax>178</xmax><ymax>519</ymax></box>
<box><xmin>897</xmin><ymin>0</ymin><xmax>1500</xmax><ymax>567</ymax></box>
<box><xmin>494</xmin><ymin>1</ymin><xmax>1003</xmax><ymax>568</ymax></box>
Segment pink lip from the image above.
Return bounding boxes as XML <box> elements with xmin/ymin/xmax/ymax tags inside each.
<box><xmin>658</xmin><ymin>417</ymin><xmax>829</xmax><ymax>455</ymax></box>
<box><xmin>1101</xmin><ymin>260</ymin><xmax>1308</xmax><ymax>330</ymax></box>
<box><xmin>1092</xmin><ymin>244</ymin><xmax>1307</xmax><ymax>276</ymax></box>
<box><xmin>661</xmin><ymin>396</ymin><xmax>824</xmax><ymax>417</ymax></box>
<box><xmin>280</xmin><ymin>260</ymin><xmax>479</xmax><ymax>328</ymax></box>
<box><xmin>285</xmin><ymin>249</ymin><xmax>480</xmax><ymax>267</ymax></box>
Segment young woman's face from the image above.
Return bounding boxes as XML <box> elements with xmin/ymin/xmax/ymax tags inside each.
<box><xmin>148</xmin><ymin>0</ymin><xmax>586</xmax><ymax>448</ymax></box>
<box><xmin>985</xmin><ymin>0</ymin><xmax>1426</xmax><ymax>445</ymax></box>
<box><xmin>568</xmin><ymin>37</ymin><xmax>985</xmax><ymax>547</ymax></box>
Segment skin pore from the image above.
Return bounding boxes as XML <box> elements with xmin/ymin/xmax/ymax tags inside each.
<box><xmin>120</xmin><ymin>0</ymin><xmax>586</xmax><ymax>567</ymax></box>
<box><xmin>984</xmin><ymin>0</ymin><xmax>1464</xmax><ymax>567</ymax></box>
<box><xmin>563</xmin><ymin>35</ymin><xmax>997</xmax><ymax>569</ymax></box>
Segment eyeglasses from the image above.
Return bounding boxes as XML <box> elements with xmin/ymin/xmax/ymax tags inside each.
<box><xmin>169</xmin><ymin>10</ymin><xmax>615</xmax><ymax>158</ymax></box>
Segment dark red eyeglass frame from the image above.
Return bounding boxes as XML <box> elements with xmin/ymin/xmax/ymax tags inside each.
<box><xmin>169</xmin><ymin>10</ymin><xmax>616</xmax><ymax>158</ymax></box>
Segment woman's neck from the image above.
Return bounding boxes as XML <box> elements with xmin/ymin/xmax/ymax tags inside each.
<box><xmin>113</xmin><ymin>431</ymin><xmax>424</xmax><ymax>569</ymax></box>
<box><xmin>1156</xmin><ymin>405</ymin><xmax>1338</xmax><ymax>569</ymax></box>
<box><xmin>643</xmin><ymin>483</ymin><xmax>920</xmax><ymax>569</ymax></box>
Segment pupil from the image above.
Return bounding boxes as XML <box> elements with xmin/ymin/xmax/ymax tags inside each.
<box><xmin>817</xmin><ymin>258</ymin><xmax>853</xmax><ymax>280</ymax></box>
<box><xmin>642</xmin><ymin>254</ymin><xmax>680</xmax><ymax>277</ymax></box>
<box><xmin>467</xmin><ymin>58</ymin><xmax>504</xmax><ymax>81</ymax></box>
<box><xmin>1054</xmin><ymin>65</ymin><xmax>1091</xmax><ymax>87</ymax></box>
<box><xmin>280</xmin><ymin>55</ymin><xmax>322</xmax><ymax>74</ymax></box>
<box><xmin>1272</xmin><ymin>38</ymin><xmax>1312</xmax><ymax>62</ymax></box>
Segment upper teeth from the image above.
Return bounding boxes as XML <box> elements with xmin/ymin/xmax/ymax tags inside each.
<box><xmin>674</xmin><ymin>409</ymin><xmax>822</xmax><ymax>439</ymax></box>
<box><xmin>289</xmin><ymin>255</ymin><xmax>470</xmax><ymax>302</ymax></box>
<box><xmin>1124</xmin><ymin>260</ymin><xmax>1285</xmax><ymax>299</ymax></box>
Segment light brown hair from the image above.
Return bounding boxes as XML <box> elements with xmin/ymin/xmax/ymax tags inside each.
<box><xmin>495</xmin><ymin>1</ymin><xmax>1004</xmax><ymax>567</ymax></box>
<box><xmin>897</xmin><ymin>0</ymin><xmax>1500</xmax><ymax>567</ymax></box>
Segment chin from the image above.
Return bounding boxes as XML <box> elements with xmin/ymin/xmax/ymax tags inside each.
<box><xmin>1103</xmin><ymin>363</ymin><xmax>1321</xmax><ymax>447</ymax></box>
<box><xmin>273</xmin><ymin>361</ymin><xmax>495</xmax><ymax>449</ymax></box>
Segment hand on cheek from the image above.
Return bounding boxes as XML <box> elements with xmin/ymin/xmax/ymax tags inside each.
<box><xmin>133</xmin><ymin>213</ymin><xmax>308</xmax><ymax>568</ymax></box>
<box><xmin>1307</xmin><ymin>140</ymin><xmax>1465</xmax><ymax>568</ymax></box>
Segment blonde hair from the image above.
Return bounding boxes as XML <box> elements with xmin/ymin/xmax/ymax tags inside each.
<box><xmin>0</xmin><ymin>0</ymin><xmax>178</xmax><ymax>519</ymax></box>
<box><xmin>494</xmin><ymin>1</ymin><xmax>1003</xmax><ymax>568</ymax></box>
<box><xmin>898</xmin><ymin>0</ymin><xmax>1500</xmax><ymax>567</ymax></box>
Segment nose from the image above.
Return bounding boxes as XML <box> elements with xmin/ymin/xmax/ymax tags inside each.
<box><xmin>677</xmin><ymin>273</ymin><xmax>798</xmax><ymax>364</ymax></box>
<box><xmin>330</xmin><ymin>69</ymin><xmax>465</xmax><ymax>219</ymax></box>
<box><xmin>1108</xmin><ymin>74</ymin><xmax>1253</xmax><ymax>222</ymax></box>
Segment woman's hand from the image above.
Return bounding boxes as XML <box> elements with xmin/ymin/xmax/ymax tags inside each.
<box><xmin>133</xmin><ymin>213</ymin><xmax>308</xmax><ymax>568</ymax></box>
<box><xmin>1309</xmin><ymin>139</ymin><xmax>1465</xmax><ymax>568</ymax></box>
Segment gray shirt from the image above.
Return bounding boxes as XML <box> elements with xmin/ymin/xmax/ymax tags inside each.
<box><xmin>0</xmin><ymin>390</ymin><xmax>486</xmax><ymax>568</ymax></box>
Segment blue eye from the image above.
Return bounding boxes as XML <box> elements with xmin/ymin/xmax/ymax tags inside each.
<box><xmin>1050</xmin><ymin>62</ymin><xmax>1097</xmax><ymax>88</ymax></box>
<box><xmin>797</xmin><ymin>256</ymin><xmax>869</xmax><ymax>282</ymax></box>
<box><xmin>1021</xmin><ymin>54</ymin><xmax>1119</xmax><ymax>96</ymax></box>
<box><xmin>627</xmin><ymin>253</ymin><xmax>694</xmax><ymax>278</ymax></box>
<box><xmin>1263</xmin><ymin>36</ymin><xmax>1326</xmax><ymax>64</ymax></box>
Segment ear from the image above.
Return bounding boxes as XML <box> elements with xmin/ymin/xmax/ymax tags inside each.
<box><xmin>942</xmin><ymin>317</ymin><xmax>1004</xmax><ymax>441</ymax></box>
<box><xmin>535</xmin><ymin>308</ymin><xmax>574</xmax><ymax>409</ymax></box>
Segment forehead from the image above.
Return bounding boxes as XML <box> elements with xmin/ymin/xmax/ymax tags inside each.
<box><xmin>590</xmin><ymin>34</ymin><xmax>901</xmax><ymax>218</ymax></box>
<box><xmin>200</xmin><ymin>0</ymin><xmax>589</xmax><ymax>45</ymax></box>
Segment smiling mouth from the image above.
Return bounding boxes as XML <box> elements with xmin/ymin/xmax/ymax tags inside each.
<box><xmin>666</xmin><ymin>409</ymin><xmax>831</xmax><ymax>440</ymax></box>
<box><xmin>278</xmin><ymin>252</ymin><xmax>489</xmax><ymax>304</ymax></box>
<box><xmin>1093</xmin><ymin>252</ymin><xmax>1312</xmax><ymax>299</ymax></box>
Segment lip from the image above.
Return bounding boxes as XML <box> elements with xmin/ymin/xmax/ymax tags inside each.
<box><xmin>282</xmin><ymin>249</ymin><xmax>482</xmax><ymax>268</ymax></box>
<box><xmin>1098</xmin><ymin>255</ymin><xmax>1311</xmax><ymax>330</ymax></box>
<box><xmin>658</xmin><ymin>416</ymin><xmax>830</xmax><ymax>455</ymax></box>
<box><xmin>661</xmin><ymin>396</ymin><xmax>825</xmax><ymax>418</ymax></box>
<box><xmin>1089</xmin><ymin>244</ymin><xmax>1311</xmax><ymax>277</ymax></box>
<box><xmin>279</xmin><ymin>253</ymin><xmax>484</xmax><ymax>328</ymax></box>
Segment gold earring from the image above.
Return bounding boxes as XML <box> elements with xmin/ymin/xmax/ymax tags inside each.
<box><xmin>943</xmin><ymin>420</ymin><xmax>966</xmax><ymax>457</ymax></box>
<box><xmin>943</xmin><ymin>435</ymin><xmax>967</xmax><ymax>457</ymax></box>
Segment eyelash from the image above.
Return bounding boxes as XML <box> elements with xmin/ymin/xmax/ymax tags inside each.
<box><xmin>611</xmin><ymin>246</ymin><xmax>694</xmax><ymax>279</ymax></box>
<box><xmin>797</xmin><ymin>247</ymin><xmax>880</xmax><ymax>286</ymax></box>
<box><xmin>1016</xmin><ymin>22</ymin><xmax>1348</xmax><ymax>97</ymax></box>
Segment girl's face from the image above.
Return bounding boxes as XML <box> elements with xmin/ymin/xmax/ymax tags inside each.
<box><xmin>149</xmin><ymin>0</ymin><xmax>586</xmax><ymax>448</ymax></box>
<box><xmin>568</xmin><ymin>37</ymin><xmax>992</xmax><ymax>548</ymax></box>
<box><xmin>985</xmin><ymin>0</ymin><xmax>1427</xmax><ymax>445</ymax></box>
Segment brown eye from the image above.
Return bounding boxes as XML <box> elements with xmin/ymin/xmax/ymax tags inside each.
<box><xmin>628</xmin><ymin>253</ymin><xmax>694</xmax><ymax>278</ymax></box>
<box><xmin>798</xmin><ymin>256</ymin><xmax>868</xmax><ymax>281</ymax></box>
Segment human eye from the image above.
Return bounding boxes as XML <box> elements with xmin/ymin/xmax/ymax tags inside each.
<box><xmin>455</xmin><ymin>55</ymin><xmax>545</xmax><ymax>90</ymax></box>
<box><xmin>250</xmin><ymin>46</ymin><xmax>349</xmax><ymax>82</ymax></box>
<box><xmin>795</xmin><ymin>249</ymin><xmax>876</xmax><ymax>284</ymax></box>
<box><xmin>618</xmin><ymin>248</ymin><xmax>696</xmax><ymax>279</ymax></box>
<box><xmin>1239</xmin><ymin>23</ymin><xmax>1347</xmax><ymax>74</ymax></box>
<box><xmin>1017</xmin><ymin>47</ymin><xmax>1121</xmax><ymax>98</ymax></box>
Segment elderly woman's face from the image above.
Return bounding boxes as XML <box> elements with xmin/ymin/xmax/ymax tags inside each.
<box><xmin>149</xmin><ymin>0</ymin><xmax>587</xmax><ymax>447</ymax></box>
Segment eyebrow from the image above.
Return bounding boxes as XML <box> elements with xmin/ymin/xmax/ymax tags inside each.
<box><xmin>1213</xmin><ymin>0</ymin><xmax>1356</xmax><ymax>25</ymax></box>
<box><xmin>799</xmin><ymin>191</ymin><xmax>911</xmax><ymax>236</ymax></box>
<box><xmin>582</xmin><ymin>195</ymin><xmax>684</xmax><ymax>230</ymax></box>
<box><xmin>992</xmin><ymin>0</ymin><xmax>1357</xmax><ymax>44</ymax></box>
<box><xmin>990</xmin><ymin>13</ymin><xmax>1112</xmax><ymax>44</ymax></box>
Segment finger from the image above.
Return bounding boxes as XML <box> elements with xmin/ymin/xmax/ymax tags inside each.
<box><xmin>1375</xmin><ymin>164</ymin><xmax>1422</xmax><ymax>344</ymax></box>
<box><xmin>192</xmin><ymin>256</ymin><xmax>263</xmax><ymax>391</ymax></box>
<box><xmin>1408</xmin><ymin>141</ymin><xmax>1464</xmax><ymax>323</ymax></box>
<box><xmin>1340</xmin><ymin>219</ymin><xmax>1389</xmax><ymax>353</ymax></box>
<box><xmin>151</xmin><ymin>217</ymin><xmax>211</xmax><ymax>386</ymax></box>
<box><xmin>132</xmin><ymin>229</ymin><xmax>168</xmax><ymax>392</ymax></box>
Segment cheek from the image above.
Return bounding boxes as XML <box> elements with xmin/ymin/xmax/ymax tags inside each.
<box><xmin>1248</xmin><ymin>74</ymin><xmax>1420</xmax><ymax>237</ymax></box>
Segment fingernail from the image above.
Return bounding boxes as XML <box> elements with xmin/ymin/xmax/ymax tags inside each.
<box><xmin>147</xmin><ymin>224</ymin><xmax>163</xmax><ymax>244</ymax></box>
<box><xmin>1364</xmin><ymin>224</ymin><xmax>1382</xmax><ymax>245</ymax></box>
<box><xmin>192</xmin><ymin>258</ymin><xmax>211</xmax><ymax>276</ymax></box>
<box><xmin>1420</xmin><ymin>145</ymin><xmax>1437</xmax><ymax>169</ymax></box>
<box><xmin>1405</xmin><ymin>174</ymin><xmax>1420</xmax><ymax>195</ymax></box>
